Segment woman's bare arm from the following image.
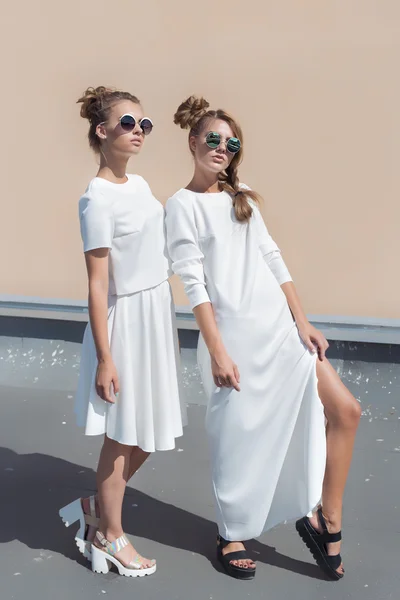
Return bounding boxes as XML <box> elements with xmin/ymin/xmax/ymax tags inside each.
<box><xmin>281</xmin><ymin>281</ymin><xmax>329</xmax><ymax>360</ymax></box>
<box><xmin>85</xmin><ymin>248</ymin><xmax>119</xmax><ymax>401</ymax></box>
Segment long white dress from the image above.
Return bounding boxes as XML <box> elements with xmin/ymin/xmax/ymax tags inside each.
<box><xmin>165</xmin><ymin>188</ymin><xmax>326</xmax><ymax>541</ymax></box>
<box><xmin>74</xmin><ymin>174</ymin><xmax>186</xmax><ymax>452</ymax></box>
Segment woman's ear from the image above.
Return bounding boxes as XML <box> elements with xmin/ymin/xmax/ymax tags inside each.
<box><xmin>189</xmin><ymin>135</ymin><xmax>197</xmax><ymax>153</ymax></box>
<box><xmin>96</xmin><ymin>123</ymin><xmax>107</xmax><ymax>140</ymax></box>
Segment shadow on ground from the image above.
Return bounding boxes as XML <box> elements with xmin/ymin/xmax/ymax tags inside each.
<box><xmin>0</xmin><ymin>446</ymin><xmax>328</xmax><ymax>581</ymax></box>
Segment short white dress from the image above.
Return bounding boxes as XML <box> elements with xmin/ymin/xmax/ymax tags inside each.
<box><xmin>166</xmin><ymin>188</ymin><xmax>326</xmax><ymax>540</ymax></box>
<box><xmin>75</xmin><ymin>174</ymin><xmax>186</xmax><ymax>452</ymax></box>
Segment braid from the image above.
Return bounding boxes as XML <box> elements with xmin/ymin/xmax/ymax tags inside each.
<box><xmin>219</xmin><ymin>162</ymin><xmax>253</xmax><ymax>222</ymax></box>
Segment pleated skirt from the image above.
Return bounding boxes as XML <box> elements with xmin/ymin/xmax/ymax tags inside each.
<box><xmin>75</xmin><ymin>280</ymin><xmax>187</xmax><ymax>452</ymax></box>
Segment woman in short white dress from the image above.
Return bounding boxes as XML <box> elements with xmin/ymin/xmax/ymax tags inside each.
<box><xmin>165</xmin><ymin>96</ymin><xmax>361</xmax><ymax>581</ymax></box>
<box><xmin>59</xmin><ymin>87</ymin><xmax>185</xmax><ymax>578</ymax></box>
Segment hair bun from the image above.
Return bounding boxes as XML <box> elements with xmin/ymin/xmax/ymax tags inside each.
<box><xmin>173</xmin><ymin>95</ymin><xmax>210</xmax><ymax>130</ymax></box>
<box><xmin>77</xmin><ymin>86</ymin><xmax>114</xmax><ymax>120</ymax></box>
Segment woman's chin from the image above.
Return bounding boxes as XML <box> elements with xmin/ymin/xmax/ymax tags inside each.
<box><xmin>130</xmin><ymin>145</ymin><xmax>143</xmax><ymax>155</ymax></box>
<box><xmin>120</xmin><ymin>145</ymin><xmax>142</xmax><ymax>158</ymax></box>
<box><xmin>205</xmin><ymin>162</ymin><xmax>226</xmax><ymax>175</ymax></box>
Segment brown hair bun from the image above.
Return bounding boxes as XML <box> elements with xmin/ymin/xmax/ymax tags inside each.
<box><xmin>173</xmin><ymin>95</ymin><xmax>210</xmax><ymax>130</ymax></box>
<box><xmin>77</xmin><ymin>86</ymin><xmax>114</xmax><ymax>120</ymax></box>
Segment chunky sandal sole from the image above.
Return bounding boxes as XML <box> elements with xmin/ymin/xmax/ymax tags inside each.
<box><xmin>218</xmin><ymin>560</ymin><xmax>255</xmax><ymax>581</ymax></box>
<box><xmin>59</xmin><ymin>497</ymin><xmax>98</xmax><ymax>561</ymax></box>
<box><xmin>295</xmin><ymin>517</ymin><xmax>343</xmax><ymax>581</ymax></box>
<box><xmin>92</xmin><ymin>537</ymin><xmax>156</xmax><ymax>577</ymax></box>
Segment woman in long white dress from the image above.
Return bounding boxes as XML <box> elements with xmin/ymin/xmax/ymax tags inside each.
<box><xmin>165</xmin><ymin>96</ymin><xmax>361</xmax><ymax>581</ymax></box>
<box><xmin>59</xmin><ymin>87</ymin><xmax>185</xmax><ymax>578</ymax></box>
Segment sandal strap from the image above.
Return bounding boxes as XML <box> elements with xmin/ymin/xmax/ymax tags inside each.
<box><xmin>217</xmin><ymin>535</ymin><xmax>244</xmax><ymax>550</ymax></box>
<box><xmin>128</xmin><ymin>554</ymin><xmax>156</xmax><ymax>568</ymax></box>
<box><xmin>95</xmin><ymin>531</ymin><xmax>129</xmax><ymax>556</ymax></box>
<box><xmin>89</xmin><ymin>495</ymin><xmax>96</xmax><ymax>516</ymax></box>
<box><xmin>318</xmin><ymin>530</ymin><xmax>342</xmax><ymax>544</ymax></box>
<box><xmin>85</xmin><ymin>513</ymin><xmax>100</xmax><ymax>527</ymax></box>
<box><xmin>217</xmin><ymin>536</ymin><xmax>254</xmax><ymax>565</ymax></box>
<box><xmin>326</xmin><ymin>553</ymin><xmax>343</xmax><ymax>571</ymax></box>
<box><xmin>317</xmin><ymin>508</ymin><xmax>328</xmax><ymax>532</ymax></box>
<box><xmin>222</xmin><ymin>550</ymin><xmax>249</xmax><ymax>562</ymax></box>
<box><xmin>316</xmin><ymin>508</ymin><xmax>342</xmax><ymax>543</ymax></box>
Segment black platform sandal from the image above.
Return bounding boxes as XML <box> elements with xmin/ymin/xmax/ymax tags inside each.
<box><xmin>295</xmin><ymin>507</ymin><xmax>344</xmax><ymax>581</ymax></box>
<box><xmin>216</xmin><ymin>535</ymin><xmax>256</xmax><ymax>581</ymax></box>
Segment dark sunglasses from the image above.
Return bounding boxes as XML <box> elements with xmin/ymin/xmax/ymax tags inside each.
<box><xmin>205</xmin><ymin>131</ymin><xmax>241</xmax><ymax>154</ymax></box>
<box><xmin>119</xmin><ymin>113</ymin><xmax>153</xmax><ymax>135</ymax></box>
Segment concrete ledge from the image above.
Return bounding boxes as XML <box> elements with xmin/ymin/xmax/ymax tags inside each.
<box><xmin>0</xmin><ymin>295</ymin><xmax>399</xmax><ymax>346</ymax></box>
<box><xmin>0</xmin><ymin>297</ymin><xmax>89</xmax><ymax>322</ymax></box>
<box><xmin>1</xmin><ymin>316</ymin><xmax>400</xmax><ymax>364</ymax></box>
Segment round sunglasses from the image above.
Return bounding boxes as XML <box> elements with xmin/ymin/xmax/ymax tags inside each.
<box><xmin>119</xmin><ymin>113</ymin><xmax>153</xmax><ymax>135</ymax></box>
<box><xmin>205</xmin><ymin>131</ymin><xmax>241</xmax><ymax>154</ymax></box>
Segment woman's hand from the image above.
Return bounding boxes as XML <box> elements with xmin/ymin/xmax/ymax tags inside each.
<box><xmin>211</xmin><ymin>348</ymin><xmax>241</xmax><ymax>391</ymax></box>
<box><xmin>192</xmin><ymin>302</ymin><xmax>240</xmax><ymax>391</ymax></box>
<box><xmin>95</xmin><ymin>357</ymin><xmax>120</xmax><ymax>403</ymax></box>
<box><xmin>297</xmin><ymin>321</ymin><xmax>329</xmax><ymax>361</ymax></box>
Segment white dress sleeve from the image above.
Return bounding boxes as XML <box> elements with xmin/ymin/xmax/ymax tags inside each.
<box><xmin>79</xmin><ymin>192</ymin><xmax>114</xmax><ymax>252</ymax></box>
<box><xmin>240</xmin><ymin>184</ymin><xmax>292</xmax><ymax>284</ymax></box>
<box><xmin>165</xmin><ymin>195</ymin><xmax>211</xmax><ymax>309</ymax></box>
<box><xmin>252</xmin><ymin>205</ymin><xmax>293</xmax><ymax>285</ymax></box>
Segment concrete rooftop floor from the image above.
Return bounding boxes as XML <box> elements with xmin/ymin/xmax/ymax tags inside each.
<box><xmin>0</xmin><ymin>334</ymin><xmax>399</xmax><ymax>600</ymax></box>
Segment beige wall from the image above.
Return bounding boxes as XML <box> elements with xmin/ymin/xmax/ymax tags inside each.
<box><xmin>1</xmin><ymin>1</ymin><xmax>399</xmax><ymax>319</ymax></box>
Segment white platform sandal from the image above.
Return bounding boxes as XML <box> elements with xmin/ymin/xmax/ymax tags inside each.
<box><xmin>91</xmin><ymin>531</ymin><xmax>156</xmax><ymax>577</ymax></box>
<box><xmin>59</xmin><ymin>495</ymin><xmax>99</xmax><ymax>560</ymax></box>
